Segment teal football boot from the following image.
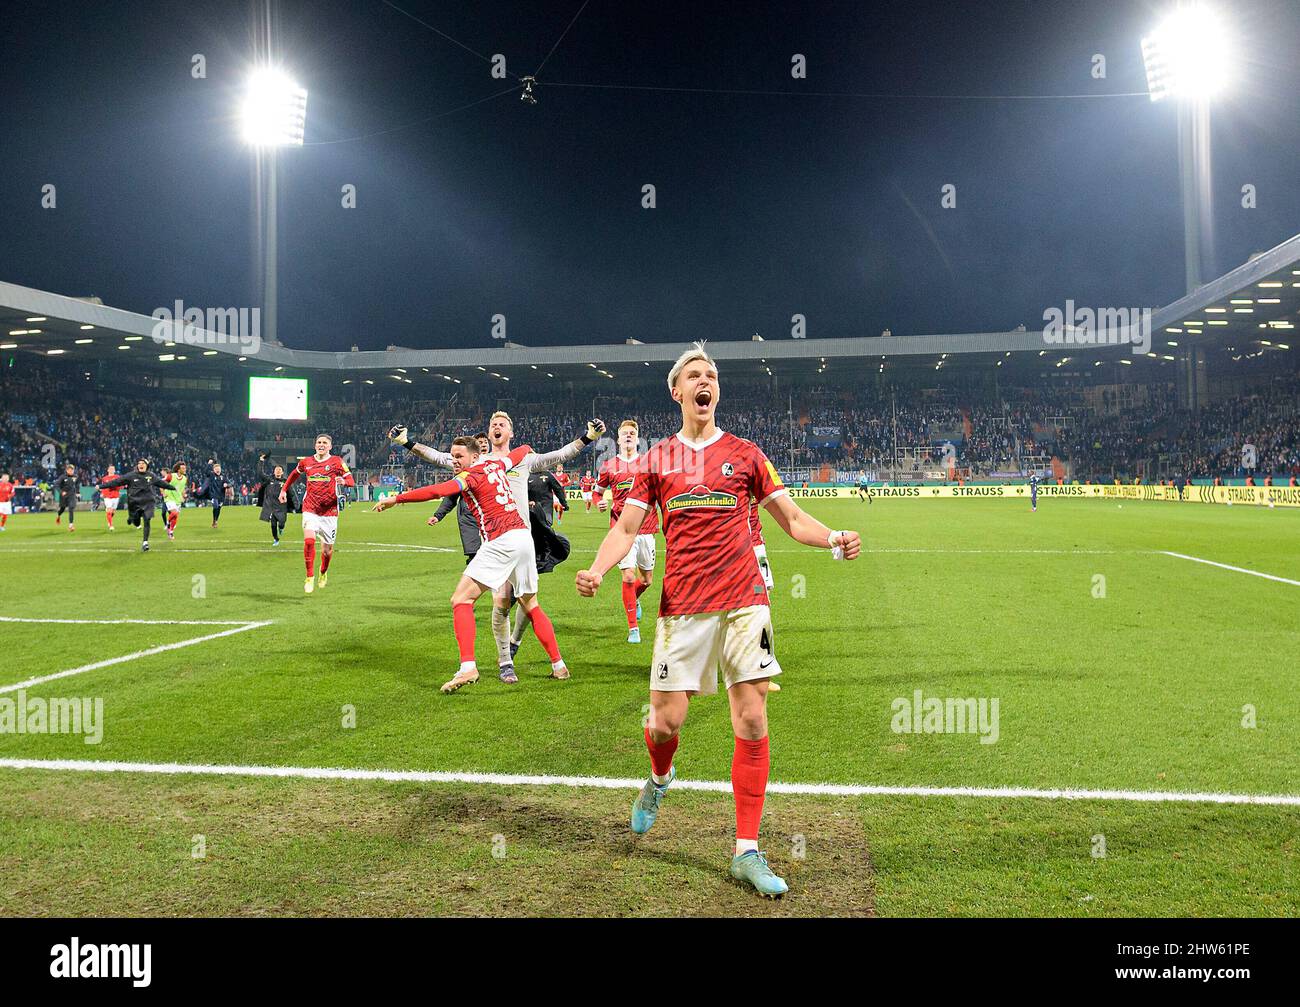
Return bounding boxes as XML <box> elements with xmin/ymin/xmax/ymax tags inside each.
<box><xmin>729</xmin><ymin>850</ymin><xmax>789</xmax><ymax>898</ymax></box>
<box><xmin>630</xmin><ymin>768</ymin><xmax>674</xmax><ymax>834</ymax></box>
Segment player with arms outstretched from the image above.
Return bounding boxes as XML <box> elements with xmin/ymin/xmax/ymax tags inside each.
<box><xmin>100</xmin><ymin>460</ymin><xmax>173</xmax><ymax>552</ymax></box>
<box><xmin>576</xmin><ymin>344</ymin><xmax>859</xmax><ymax>898</ymax></box>
<box><xmin>393</xmin><ymin>413</ymin><xmax>603</xmax><ymax>681</ymax></box>
<box><xmin>594</xmin><ymin>419</ymin><xmax>658</xmax><ymax>644</ymax></box>
<box><xmin>280</xmin><ymin>434</ymin><xmax>355</xmax><ymax>593</ymax></box>
<box><xmin>373</xmin><ymin>437</ymin><xmax>570</xmax><ymax>693</ymax></box>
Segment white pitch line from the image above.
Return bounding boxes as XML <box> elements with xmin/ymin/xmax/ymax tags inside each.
<box><xmin>0</xmin><ymin>757</ymin><xmax>1295</xmax><ymax>807</ymax></box>
<box><xmin>0</xmin><ymin>617</ymin><xmax>259</xmax><ymax>626</ymax></box>
<box><xmin>0</xmin><ymin>547</ymin><xmax>453</xmax><ymax>555</ymax></box>
<box><xmin>1161</xmin><ymin>551</ymin><xmax>1300</xmax><ymax>587</ymax></box>
<box><xmin>767</xmin><ymin>547</ymin><xmax>1126</xmax><ymax>555</ymax></box>
<box><xmin>0</xmin><ymin>622</ymin><xmax>272</xmax><ymax>695</ymax></box>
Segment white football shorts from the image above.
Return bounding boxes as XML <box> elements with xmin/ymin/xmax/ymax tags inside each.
<box><xmin>617</xmin><ymin>533</ymin><xmax>656</xmax><ymax>572</ymax></box>
<box><xmin>649</xmin><ymin>604</ymin><xmax>781</xmax><ymax>696</ymax></box>
<box><xmin>302</xmin><ymin>511</ymin><xmax>338</xmax><ymax>545</ymax></box>
<box><xmin>467</xmin><ymin>527</ymin><xmax>538</xmax><ymax>596</ymax></box>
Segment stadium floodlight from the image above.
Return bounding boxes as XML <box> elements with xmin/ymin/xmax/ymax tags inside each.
<box><xmin>241</xmin><ymin>68</ymin><xmax>308</xmax><ymax>146</ymax></box>
<box><xmin>1141</xmin><ymin>5</ymin><xmax>1231</xmax><ymax>102</ymax></box>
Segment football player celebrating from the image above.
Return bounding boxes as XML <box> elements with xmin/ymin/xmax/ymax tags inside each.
<box><xmin>594</xmin><ymin>419</ymin><xmax>658</xmax><ymax>644</ymax></box>
<box><xmin>280</xmin><ymin>434</ymin><xmax>355</xmax><ymax>593</ymax></box>
<box><xmin>50</xmin><ymin>463</ymin><xmax>79</xmax><ymax>531</ymax></box>
<box><xmin>552</xmin><ymin>465</ymin><xmax>571</xmax><ymax>524</ymax></box>
<box><xmin>373</xmin><ymin>437</ymin><xmax>569</xmax><ymax>692</ymax></box>
<box><xmin>579</xmin><ymin>471</ymin><xmax>597</xmax><ymax>512</ymax></box>
<box><xmin>100</xmin><ymin>460</ymin><xmax>173</xmax><ymax>552</ymax></box>
<box><xmin>161</xmin><ymin>461</ymin><xmax>188</xmax><ymax>540</ymax></box>
<box><xmin>576</xmin><ymin>344</ymin><xmax>859</xmax><ymax>898</ymax></box>
<box><xmin>392</xmin><ymin>414</ymin><xmax>603</xmax><ymax>682</ymax></box>
<box><xmin>100</xmin><ymin>465</ymin><xmax>121</xmax><ymax>530</ymax></box>
<box><xmin>0</xmin><ymin>473</ymin><xmax>13</xmax><ymax>530</ymax></box>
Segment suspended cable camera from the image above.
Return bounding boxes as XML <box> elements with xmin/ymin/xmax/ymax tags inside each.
<box><xmin>520</xmin><ymin>76</ymin><xmax>537</xmax><ymax>105</ymax></box>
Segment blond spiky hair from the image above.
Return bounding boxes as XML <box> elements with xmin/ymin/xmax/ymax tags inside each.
<box><xmin>619</xmin><ymin>419</ymin><xmax>638</xmax><ymax>431</ymax></box>
<box><xmin>667</xmin><ymin>341</ymin><xmax>717</xmax><ymax>392</ymax></box>
<box><xmin>489</xmin><ymin>410</ymin><xmax>513</xmax><ymax>431</ymax></box>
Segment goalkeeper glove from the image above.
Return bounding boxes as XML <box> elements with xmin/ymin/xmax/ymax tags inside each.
<box><xmin>388</xmin><ymin>425</ymin><xmax>410</xmax><ymax>447</ymax></box>
<box><xmin>581</xmin><ymin>418</ymin><xmax>607</xmax><ymax>445</ymax></box>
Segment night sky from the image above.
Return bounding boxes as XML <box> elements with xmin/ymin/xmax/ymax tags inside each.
<box><xmin>3</xmin><ymin>0</ymin><xmax>1298</xmax><ymax>351</ymax></box>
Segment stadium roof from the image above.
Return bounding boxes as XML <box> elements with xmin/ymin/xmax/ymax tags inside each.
<box><xmin>3</xmin><ymin>231</ymin><xmax>1298</xmax><ymax>384</ymax></box>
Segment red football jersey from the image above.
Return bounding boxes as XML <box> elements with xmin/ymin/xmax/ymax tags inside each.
<box><xmin>749</xmin><ymin>497</ymin><xmax>765</xmax><ymax>547</ymax></box>
<box><xmin>286</xmin><ymin>454</ymin><xmax>353</xmax><ymax>516</ymax></box>
<box><xmin>455</xmin><ymin>457</ymin><xmax>528</xmax><ymax>542</ymax></box>
<box><xmin>554</xmin><ymin>471</ymin><xmax>571</xmax><ymax>487</ymax></box>
<box><xmin>99</xmin><ymin>476</ymin><xmax>120</xmax><ymax>500</ymax></box>
<box><xmin>0</xmin><ymin>480</ymin><xmax>13</xmax><ymax>503</ymax></box>
<box><xmin>579</xmin><ymin>475</ymin><xmax>596</xmax><ymax>492</ymax></box>
<box><xmin>627</xmin><ymin>431</ymin><xmax>784</xmax><ymax>616</ymax></box>
<box><xmin>597</xmin><ymin>454</ymin><xmax>659</xmax><ymax>535</ymax></box>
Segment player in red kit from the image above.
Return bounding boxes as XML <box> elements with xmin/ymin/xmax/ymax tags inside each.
<box><xmin>594</xmin><ymin>419</ymin><xmax>658</xmax><ymax>644</ymax></box>
<box><xmin>100</xmin><ymin>465</ymin><xmax>121</xmax><ymax>531</ymax></box>
<box><xmin>579</xmin><ymin>472</ymin><xmax>597</xmax><ymax>512</ymax></box>
<box><xmin>373</xmin><ymin>437</ymin><xmax>570</xmax><ymax>693</ymax></box>
<box><xmin>552</xmin><ymin>466</ymin><xmax>571</xmax><ymax>525</ymax></box>
<box><xmin>0</xmin><ymin>473</ymin><xmax>13</xmax><ymax>530</ymax></box>
<box><xmin>280</xmin><ymin>434</ymin><xmax>355</xmax><ymax>594</ymax></box>
<box><xmin>576</xmin><ymin>344</ymin><xmax>859</xmax><ymax>897</ymax></box>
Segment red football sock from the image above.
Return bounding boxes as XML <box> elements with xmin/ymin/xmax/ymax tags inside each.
<box><xmin>168</xmin><ymin>512</ymin><xmax>178</xmax><ymax>531</ymax></box>
<box><xmin>320</xmin><ymin>549</ymin><xmax>332</xmax><ymax>573</ymax></box>
<box><xmin>526</xmin><ymin>606</ymin><xmax>562</xmax><ymax>662</ymax></box>
<box><xmin>644</xmin><ymin>727</ymin><xmax>678</xmax><ymax>778</ymax></box>
<box><xmin>634</xmin><ymin>581</ymin><xmax>649</xmax><ymax>598</ymax></box>
<box><xmin>621</xmin><ymin>581</ymin><xmax>638</xmax><ymax>628</ymax></box>
<box><xmin>732</xmin><ymin>735</ymin><xmax>770</xmax><ymax>842</ymax></box>
<box><xmin>304</xmin><ymin>539</ymin><xmax>316</xmax><ymax>576</ymax></box>
<box><xmin>452</xmin><ymin>602</ymin><xmax>476</xmax><ymax>663</ymax></box>
<box><xmin>0</xmin><ymin>515</ymin><xmax>6</xmax><ymax>528</ymax></box>
<box><xmin>105</xmin><ymin>511</ymin><xmax>113</xmax><ymax>527</ymax></box>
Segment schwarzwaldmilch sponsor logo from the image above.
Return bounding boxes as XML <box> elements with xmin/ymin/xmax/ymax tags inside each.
<box><xmin>664</xmin><ymin>486</ymin><xmax>737</xmax><ymax>512</ymax></box>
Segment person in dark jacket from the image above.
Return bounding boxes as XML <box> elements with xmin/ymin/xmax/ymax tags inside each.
<box><xmin>507</xmin><ymin>467</ymin><xmax>573</xmax><ymax>658</ymax></box>
<box><xmin>429</xmin><ymin>491</ymin><xmax>481</xmax><ymax>563</ymax></box>
<box><xmin>256</xmin><ymin>456</ymin><xmax>288</xmax><ymax>545</ymax></box>
<box><xmin>424</xmin><ymin>434</ymin><xmax>489</xmax><ymax>563</ymax></box>
<box><xmin>198</xmin><ymin>460</ymin><xmax>233</xmax><ymax>528</ymax></box>
<box><xmin>49</xmin><ymin>463</ymin><xmax>79</xmax><ymax>531</ymax></box>
<box><xmin>100</xmin><ymin>459</ymin><xmax>173</xmax><ymax>552</ymax></box>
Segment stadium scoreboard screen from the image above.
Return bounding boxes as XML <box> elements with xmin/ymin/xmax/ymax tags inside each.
<box><xmin>248</xmin><ymin>376</ymin><xmax>308</xmax><ymax>420</ymax></box>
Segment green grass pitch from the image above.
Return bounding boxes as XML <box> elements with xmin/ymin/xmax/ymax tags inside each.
<box><xmin>0</xmin><ymin>496</ymin><xmax>1297</xmax><ymax>916</ymax></box>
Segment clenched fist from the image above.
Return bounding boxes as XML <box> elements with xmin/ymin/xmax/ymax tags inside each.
<box><xmin>830</xmin><ymin>530</ymin><xmax>862</xmax><ymax>561</ymax></box>
<box><xmin>575</xmin><ymin>569</ymin><xmax>603</xmax><ymax>597</ymax></box>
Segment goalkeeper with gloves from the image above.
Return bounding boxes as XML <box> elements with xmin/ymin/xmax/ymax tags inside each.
<box><xmin>389</xmin><ymin>413</ymin><xmax>606</xmax><ymax>683</ymax></box>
